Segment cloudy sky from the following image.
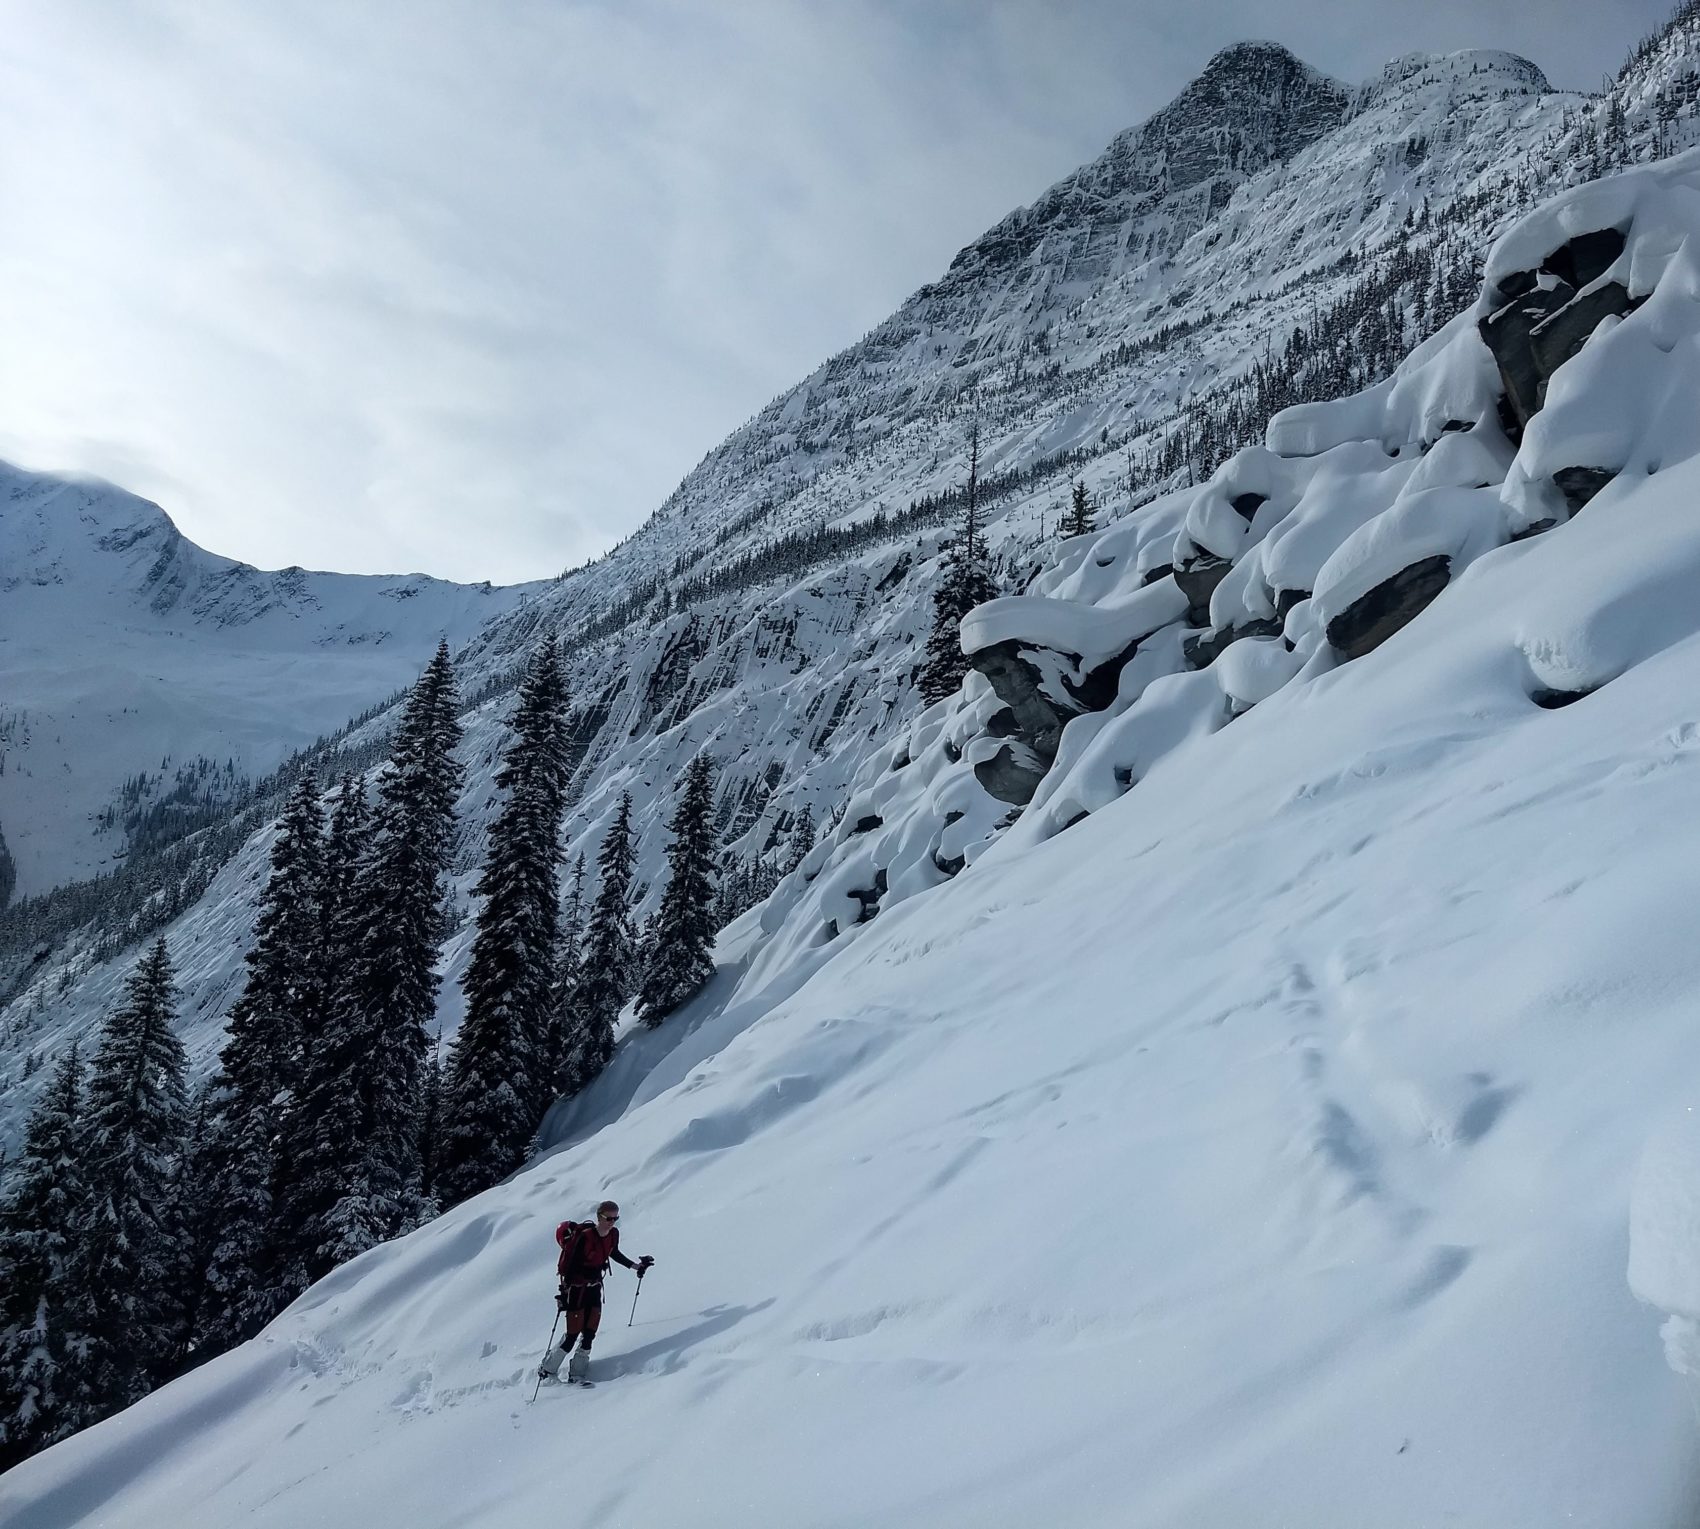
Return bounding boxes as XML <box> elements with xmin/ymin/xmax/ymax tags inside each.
<box><xmin>0</xmin><ymin>0</ymin><xmax>1672</xmax><ymax>583</ymax></box>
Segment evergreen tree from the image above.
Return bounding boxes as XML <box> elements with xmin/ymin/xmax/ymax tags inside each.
<box><xmin>621</xmin><ymin>913</ymin><xmax>647</xmax><ymax>1021</ymax></box>
<box><xmin>169</xmin><ymin>1082</ymin><xmax>222</xmax><ymax>1366</ymax></box>
<box><xmin>785</xmin><ymin>803</ymin><xmax>816</xmax><ymax>877</ymax></box>
<box><xmin>63</xmin><ymin>939</ymin><xmax>188</xmax><ymax>1414</ymax></box>
<box><xmin>541</xmin><ymin>853</ymin><xmax>588</xmax><ymax>1096</ymax></box>
<box><xmin>199</xmin><ymin>775</ymin><xmax>323</xmax><ymax>1349</ymax></box>
<box><xmin>438</xmin><ymin>641</ymin><xmax>569</xmax><ymax>1206</ymax></box>
<box><xmin>1062</xmin><ymin>478</ymin><xmax>1095</xmax><ymax>539</ymax></box>
<box><xmin>559</xmin><ymin>853</ymin><xmax>588</xmax><ymax>989</ymax></box>
<box><xmin>416</xmin><ymin>1044</ymin><xmax>444</xmax><ymax>1204</ymax></box>
<box><xmin>332</xmin><ymin>641</ymin><xmax>461</xmax><ymax>1252</ymax></box>
<box><xmin>564</xmin><ymin>793</ymin><xmax>636</xmax><ymax>1090</ymax></box>
<box><xmin>0</xmin><ymin>1044</ymin><xmax>88</xmax><ymax>1468</ymax></box>
<box><xmin>636</xmin><ymin>754</ymin><xmax>719</xmax><ymax>1027</ymax></box>
<box><xmin>918</xmin><ymin>417</ymin><xmax>999</xmax><ymax>703</ymax></box>
<box><xmin>287</xmin><ymin>642</ymin><xmax>462</xmax><ymax>1277</ymax></box>
<box><xmin>277</xmin><ymin>773</ymin><xmax>370</xmax><ymax>1288</ymax></box>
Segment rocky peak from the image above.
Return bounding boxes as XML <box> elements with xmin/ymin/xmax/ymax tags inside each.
<box><xmin>1200</xmin><ymin>39</ymin><xmax>1304</xmax><ymax>76</ymax></box>
<box><xmin>1134</xmin><ymin>39</ymin><xmax>1349</xmax><ymax>194</ymax></box>
<box><xmin>0</xmin><ymin>464</ymin><xmax>179</xmax><ymax>594</ymax></box>
<box><xmin>938</xmin><ymin>41</ymin><xmax>1347</xmax><ymax>288</ymax></box>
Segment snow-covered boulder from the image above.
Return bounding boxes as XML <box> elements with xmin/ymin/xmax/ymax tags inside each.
<box><xmin>958</xmin><ymin>581</ymin><xmax>1188</xmax><ymax>804</ymax></box>
<box><xmin>1478</xmin><ymin>226</ymin><xmax>1633</xmax><ymax>435</ymax></box>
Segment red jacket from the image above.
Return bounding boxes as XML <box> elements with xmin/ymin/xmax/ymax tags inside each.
<box><xmin>557</xmin><ymin>1221</ymin><xmax>636</xmax><ymax>1284</ymax></box>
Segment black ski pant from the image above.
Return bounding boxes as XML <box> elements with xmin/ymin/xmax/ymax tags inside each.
<box><xmin>557</xmin><ymin>1280</ymin><xmax>604</xmax><ymax>1349</ymax></box>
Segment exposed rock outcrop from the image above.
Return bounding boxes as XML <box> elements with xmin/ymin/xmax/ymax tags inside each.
<box><xmin>1553</xmin><ymin>466</ymin><xmax>1615</xmax><ymax>513</ymax></box>
<box><xmin>1324</xmin><ymin>555</ymin><xmax>1452</xmax><ymax>660</ymax></box>
<box><xmin>968</xmin><ymin>640</ymin><xmax>1082</xmax><ymax>766</ymax></box>
<box><xmin>1175</xmin><ymin>553</ymin><xmax>1233</xmax><ymax>626</ymax></box>
<box><xmin>1479</xmin><ymin>227</ymin><xmax>1632</xmax><ymax>437</ymax></box>
<box><xmin>972</xmin><ymin>740</ymin><xmax>1049</xmax><ymax>806</ymax></box>
<box><xmin>1183</xmin><ymin>619</ymin><xmax>1283</xmax><ymax>671</ymax></box>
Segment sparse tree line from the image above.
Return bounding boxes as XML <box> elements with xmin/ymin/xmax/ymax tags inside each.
<box><xmin>0</xmin><ymin>639</ymin><xmax>726</xmax><ymax>1467</ymax></box>
<box><xmin>96</xmin><ymin>755</ymin><xmax>249</xmax><ymax>857</ymax></box>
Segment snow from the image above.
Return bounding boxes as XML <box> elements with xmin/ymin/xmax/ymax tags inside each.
<box><xmin>14</xmin><ymin>21</ymin><xmax>1700</xmax><ymax>1523</ymax></box>
<box><xmin>0</xmin><ymin>463</ymin><xmax>540</xmax><ymax>899</ymax></box>
<box><xmin>1310</xmin><ymin>486</ymin><xmax>1502</xmax><ymax>633</ymax></box>
<box><xmin>11</xmin><ymin>428</ymin><xmax>1700</xmax><ymax>1523</ymax></box>
<box><xmin>958</xmin><ymin>578</ymin><xmax>1186</xmax><ymax>666</ymax></box>
<box><xmin>1213</xmin><ymin>634</ymin><xmax>1304</xmax><ymax>709</ymax></box>
<box><xmin>1631</xmin><ymin>1109</ymin><xmax>1700</xmax><ymax>1325</ymax></box>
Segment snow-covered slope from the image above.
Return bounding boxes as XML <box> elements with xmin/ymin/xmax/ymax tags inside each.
<box><xmin>14</xmin><ymin>91</ymin><xmax>1700</xmax><ymax>1526</ymax></box>
<box><xmin>0</xmin><ymin>461</ymin><xmax>541</xmax><ymax>899</ymax></box>
<box><xmin>0</xmin><ymin>35</ymin><xmax>1605</xmax><ymax>1078</ymax></box>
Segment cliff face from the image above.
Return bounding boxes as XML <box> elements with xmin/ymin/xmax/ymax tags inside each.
<box><xmin>936</xmin><ymin>42</ymin><xmax>1352</xmax><ymax>291</ymax></box>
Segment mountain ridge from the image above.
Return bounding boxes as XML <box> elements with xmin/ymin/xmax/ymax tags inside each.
<box><xmin>0</xmin><ymin>459</ymin><xmax>541</xmax><ymax>901</ymax></box>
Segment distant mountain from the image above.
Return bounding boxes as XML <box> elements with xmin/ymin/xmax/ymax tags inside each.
<box><xmin>0</xmin><ymin>460</ymin><xmax>543</xmax><ymax>899</ymax></box>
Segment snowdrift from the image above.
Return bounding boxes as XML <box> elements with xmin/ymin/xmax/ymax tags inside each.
<box><xmin>10</xmin><ymin>155</ymin><xmax>1700</xmax><ymax>1526</ymax></box>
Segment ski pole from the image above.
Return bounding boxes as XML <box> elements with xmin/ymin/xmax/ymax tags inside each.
<box><xmin>529</xmin><ymin>1309</ymin><xmax>562</xmax><ymax>1404</ymax></box>
<box><xmin>628</xmin><ymin>1269</ymin><xmax>645</xmax><ymax>1327</ymax></box>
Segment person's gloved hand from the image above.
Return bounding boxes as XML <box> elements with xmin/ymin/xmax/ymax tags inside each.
<box><xmin>636</xmin><ymin>1255</ymin><xmax>655</xmax><ymax>1276</ymax></box>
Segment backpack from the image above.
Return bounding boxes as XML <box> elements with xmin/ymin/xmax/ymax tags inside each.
<box><xmin>555</xmin><ymin>1220</ymin><xmax>593</xmax><ymax>1279</ymax></box>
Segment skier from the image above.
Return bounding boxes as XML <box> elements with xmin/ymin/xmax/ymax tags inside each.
<box><xmin>537</xmin><ymin>1200</ymin><xmax>654</xmax><ymax>1385</ymax></box>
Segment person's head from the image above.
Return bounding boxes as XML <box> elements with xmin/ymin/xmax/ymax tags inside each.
<box><xmin>596</xmin><ymin>1199</ymin><xmax>619</xmax><ymax>1231</ymax></box>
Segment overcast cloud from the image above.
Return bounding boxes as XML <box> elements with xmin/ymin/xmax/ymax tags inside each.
<box><xmin>0</xmin><ymin>0</ymin><xmax>1673</xmax><ymax>583</ymax></box>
